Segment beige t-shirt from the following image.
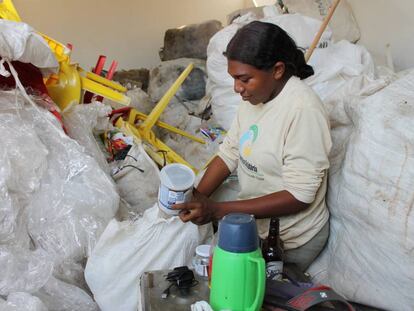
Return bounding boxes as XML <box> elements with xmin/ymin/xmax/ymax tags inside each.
<box><xmin>217</xmin><ymin>76</ymin><xmax>332</xmax><ymax>250</ymax></box>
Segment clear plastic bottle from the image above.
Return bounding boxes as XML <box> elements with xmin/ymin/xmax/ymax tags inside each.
<box><xmin>192</xmin><ymin>245</ymin><xmax>210</xmax><ymax>279</ymax></box>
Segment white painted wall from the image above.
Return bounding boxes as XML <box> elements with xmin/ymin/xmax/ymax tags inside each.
<box><xmin>11</xmin><ymin>1</ymin><xmax>414</xmax><ymax>71</ymax></box>
<box><xmin>346</xmin><ymin>0</ymin><xmax>414</xmax><ymax>71</ymax></box>
<box><xmin>13</xmin><ymin>0</ymin><xmax>245</xmax><ymax>70</ymax></box>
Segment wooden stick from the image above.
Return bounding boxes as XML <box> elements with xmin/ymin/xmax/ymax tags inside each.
<box><xmin>305</xmin><ymin>0</ymin><xmax>341</xmax><ymax>62</ymax></box>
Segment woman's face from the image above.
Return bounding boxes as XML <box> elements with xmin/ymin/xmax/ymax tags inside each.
<box><xmin>227</xmin><ymin>60</ymin><xmax>285</xmax><ymax>105</ymax></box>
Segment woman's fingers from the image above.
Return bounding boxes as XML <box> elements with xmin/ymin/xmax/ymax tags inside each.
<box><xmin>173</xmin><ymin>200</ymin><xmax>215</xmax><ymax>225</ymax></box>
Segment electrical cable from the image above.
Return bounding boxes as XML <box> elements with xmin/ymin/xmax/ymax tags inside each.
<box><xmin>161</xmin><ymin>266</ymin><xmax>198</xmax><ymax>299</ymax></box>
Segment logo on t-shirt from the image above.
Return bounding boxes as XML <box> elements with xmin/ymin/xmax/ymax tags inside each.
<box><xmin>239</xmin><ymin>125</ymin><xmax>263</xmax><ymax>180</ymax></box>
<box><xmin>239</xmin><ymin>125</ymin><xmax>258</xmax><ymax>157</ymax></box>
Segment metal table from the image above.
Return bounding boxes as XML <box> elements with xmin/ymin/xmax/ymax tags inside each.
<box><xmin>140</xmin><ymin>269</ymin><xmax>209</xmax><ymax>311</ymax></box>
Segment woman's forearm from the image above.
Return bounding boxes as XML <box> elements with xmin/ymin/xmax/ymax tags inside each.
<box><xmin>212</xmin><ymin>190</ymin><xmax>309</xmax><ymax>220</ymax></box>
<box><xmin>196</xmin><ymin>156</ymin><xmax>231</xmax><ymax>197</ymax></box>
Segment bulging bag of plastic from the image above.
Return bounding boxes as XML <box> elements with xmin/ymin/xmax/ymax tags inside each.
<box><xmin>85</xmin><ymin>205</ymin><xmax>213</xmax><ymax>311</ymax></box>
<box><xmin>308</xmin><ymin>70</ymin><xmax>414</xmax><ymax>311</ymax></box>
<box><xmin>0</xmin><ymin>19</ymin><xmax>58</xmax><ymax>76</ymax></box>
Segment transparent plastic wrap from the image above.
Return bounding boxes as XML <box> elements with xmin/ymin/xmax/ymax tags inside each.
<box><xmin>20</xmin><ymin>100</ymin><xmax>119</xmax><ymax>264</ymax></box>
<box><xmin>0</xmin><ymin>292</ymin><xmax>48</xmax><ymax>311</ymax></box>
<box><xmin>63</xmin><ymin>102</ymin><xmax>113</xmax><ymax>174</ymax></box>
<box><xmin>0</xmin><ymin>246</ymin><xmax>53</xmax><ymax>295</ymax></box>
<box><xmin>0</xmin><ymin>148</ymin><xmax>18</xmax><ymax>245</ymax></box>
<box><xmin>35</xmin><ymin>276</ymin><xmax>98</xmax><ymax>311</ymax></box>
<box><xmin>0</xmin><ymin>87</ymin><xmax>119</xmax><ymax>310</ymax></box>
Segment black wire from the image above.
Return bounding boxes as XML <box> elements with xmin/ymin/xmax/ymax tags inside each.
<box><xmin>113</xmin><ymin>165</ymin><xmax>145</xmax><ymax>175</ymax></box>
<box><xmin>125</xmin><ymin>154</ymin><xmax>138</xmax><ymax>161</ymax></box>
<box><xmin>120</xmin><ymin>165</ymin><xmax>145</xmax><ymax>173</ymax></box>
<box><xmin>162</xmin><ymin>267</ymin><xmax>198</xmax><ymax>299</ymax></box>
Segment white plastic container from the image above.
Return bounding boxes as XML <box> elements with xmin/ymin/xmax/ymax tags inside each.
<box><xmin>192</xmin><ymin>244</ymin><xmax>211</xmax><ymax>278</ymax></box>
<box><xmin>158</xmin><ymin>163</ymin><xmax>195</xmax><ymax>215</ymax></box>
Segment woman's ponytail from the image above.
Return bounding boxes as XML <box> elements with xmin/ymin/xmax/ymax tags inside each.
<box><xmin>293</xmin><ymin>49</ymin><xmax>314</xmax><ymax>80</ymax></box>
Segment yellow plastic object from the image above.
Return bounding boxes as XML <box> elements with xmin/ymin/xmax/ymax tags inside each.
<box><xmin>114</xmin><ymin>63</ymin><xmax>203</xmax><ymax>172</ymax></box>
<box><xmin>128</xmin><ymin>109</ymin><xmax>205</xmax><ymax>144</ymax></box>
<box><xmin>0</xmin><ymin>0</ymin><xmax>130</xmax><ymax>110</ymax></box>
<box><xmin>0</xmin><ymin>0</ymin><xmax>70</xmax><ymax>64</ymax></box>
<box><xmin>80</xmin><ymin>75</ymin><xmax>131</xmax><ymax>106</ymax></box>
<box><xmin>40</xmin><ymin>34</ymin><xmax>70</xmax><ymax>64</ymax></box>
<box><xmin>0</xmin><ymin>0</ymin><xmax>21</xmax><ymax>22</ymax></box>
<box><xmin>116</xmin><ymin>117</ymin><xmax>197</xmax><ymax>171</ymax></box>
<box><xmin>45</xmin><ymin>64</ymin><xmax>131</xmax><ymax>111</ymax></box>
<box><xmin>45</xmin><ymin>62</ymin><xmax>81</xmax><ymax>111</ymax></box>
<box><xmin>85</xmin><ymin>70</ymin><xmax>127</xmax><ymax>93</ymax></box>
<box><xmin>140</xmin><ymin>63</ymin><xmax>194</xmax><ymax>140</ymax></box>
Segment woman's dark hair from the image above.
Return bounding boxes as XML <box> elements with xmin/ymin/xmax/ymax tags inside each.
<box><xmin>224</xmin><ymin>21</ymin><xmax>314</xmax><ymax>80</ymax></box>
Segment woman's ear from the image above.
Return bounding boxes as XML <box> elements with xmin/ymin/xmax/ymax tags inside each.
<box><xmin>273</xmin><ymin>61</ymin><xmax>285</xmax><ymax>80</ymax></box>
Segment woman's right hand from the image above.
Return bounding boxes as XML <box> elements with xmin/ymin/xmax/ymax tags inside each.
<box><xmin>172</xmin><ymin>189</ymin><xmax>219</xmax><ymax>225</ymax></box>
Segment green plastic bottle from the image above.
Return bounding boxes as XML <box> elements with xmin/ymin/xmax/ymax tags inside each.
<box><xmin>209</xmin><ymin>213</ymin><xmax>265</xmax><ymax>311</ymax></box>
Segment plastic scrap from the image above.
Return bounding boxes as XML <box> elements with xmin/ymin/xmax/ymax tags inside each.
<box><xmin>63</xmin><ymin>102</ymin><xmax>113</xmax><ymax>173</ymax></box>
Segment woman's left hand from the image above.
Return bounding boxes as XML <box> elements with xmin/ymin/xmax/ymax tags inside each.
<box><xmin>172</xmin><ymin>190</ymin><xmax>218</xmax><ymax>225</ymax></box>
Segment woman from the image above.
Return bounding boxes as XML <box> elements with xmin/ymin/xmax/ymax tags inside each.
<box><xmin>174</xmin><ymin>21</ymin><xmax>332</xmax><ymax>271</ymax></box>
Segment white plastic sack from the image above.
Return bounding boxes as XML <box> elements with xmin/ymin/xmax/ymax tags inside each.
<box><xmin>306</xmin><ymin>40</ymin><xmax>376</xmax><ymax>101</ymax></box>
<box><xmin>0</xmin><ymin>292</ymin><xmax>48</xmax><ymax>311</ymax></box>
<box><xmin>85</xmin><ymin>205</ymin><xmax>213</xmax><ymax>311</ymax></box>
<box><xmin>0</xmin><ymin>20</ymin><xmax>58</xmax><ymax>76</ymax></box>
<box><xmin>112</xmin><ymin>143</ymin><xmax>160</xmax><ymax>217</ymax></box>
<box><xmin>308</xmin><ymin>70</ymin><xmax>414</xmax><ymax>311</ymax></box>
<box><xmin>282</xmin><ymin>0</ymin><xmax>360</xmax><ymax>43</ymax></box>
<box><xmin>207</xmin><ymin>13</ymin><xmax>332</xmax><ymax>130</ymax></box>
<box><xmin>208</xmin><ymin>38</ymin><xmax>375</xmax><ymax>130</ymax></box>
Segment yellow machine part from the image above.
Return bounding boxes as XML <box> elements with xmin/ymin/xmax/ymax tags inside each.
<box><xmin>113</xmin><ymin>63</ymin><xmax>204</xmax><ymax>173</ymax></box>
<box><xmin>45</xmin><ymin>62</ymin><xmax>81</xmax><ymax>111</ymax></box>
<box><xmin>115</xmin><ymin>117</ymin><xmax>198</xmax><ymax>172</ymax></box>
<box><xmin>0</xmin><ymin>0</ymin><xmax>21</xmax><ymax>22</ymax></box>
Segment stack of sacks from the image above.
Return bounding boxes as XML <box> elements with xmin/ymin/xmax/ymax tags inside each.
<box><xmin>206</xmin><ymin>11</ymin><xmax>333</xmax><ymax>130</ymax></box>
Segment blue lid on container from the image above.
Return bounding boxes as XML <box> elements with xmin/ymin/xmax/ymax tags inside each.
<box><xmin>217</xmin><ymin>213</ymin><xmax>259</xmax><ymax>253</ymax></box>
